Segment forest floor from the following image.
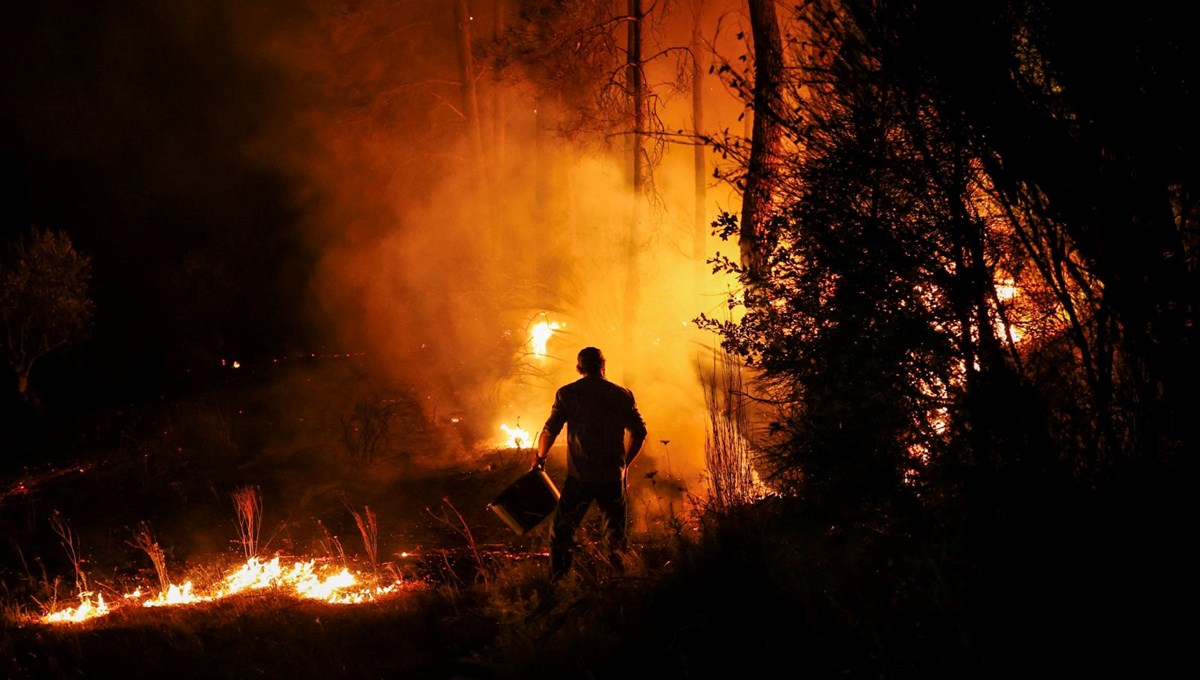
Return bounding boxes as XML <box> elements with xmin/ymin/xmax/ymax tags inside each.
<box><xmin>0</xmin><ymin>356</ymin><xmax>696</xmax><ymax>679</ymax></box>
<box><xmin>0</xmin><ymin>355</ymin><xmax>1187</xmax><ymax>679</ymax></box>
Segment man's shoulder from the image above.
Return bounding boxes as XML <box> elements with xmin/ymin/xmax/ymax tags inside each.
<box><xmin>569</xmin><ymin>376</ymin><xmax>634</xmax><ymax>399</ymax></box>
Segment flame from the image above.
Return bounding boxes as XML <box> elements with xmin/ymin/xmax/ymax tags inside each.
<box><xmin>499</xmin><ymin>423</ymin><xmax>534</xmax><ymax>449</ymax></box>
<box><xmin>41</xmin><ymin>592</ymin><xmax>109</xmax><ymax>624</ymax></box>
<box><xmin>529</xmin><ymin>320</ymin><xmax>562</xmax><ymax>358</ymax></box>
<box><xmin>40</xmin><ymin>555</ymin><xmax>405</xmax><ymax>625</ymax></box>
<box><xmin>143</xmin><ymin>581</ymin><xmax>210</xmax><ymax>607</ymax></box>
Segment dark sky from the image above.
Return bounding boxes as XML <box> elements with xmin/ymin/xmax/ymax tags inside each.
<box><xmin>0</xmin><ymin>1</ymin><xmax>347</xmax><ymax>406</ymax></box>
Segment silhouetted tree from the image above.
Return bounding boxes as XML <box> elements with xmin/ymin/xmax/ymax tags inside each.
<box><xmin>873</xmin><ymin>0</ymin><xmax>1200</xmax><ymax>471</ymax></box>
<box><xmin>736</xmin><ymin>0</ymin><xmax>784</xmax><ymax>285</ymax></box>
<box><xmin>702</xmin><ymin>1</ymin><xmax>1010</xmax><ymax>521</ymax></box>
<box><xmin>698</xmin><ymin>2</ymin><xmax>1195</xmax><ymax>669</ymax></box>
<box><xmin>0</xmin><ymin>226</ymin><xmax>94</xmax><ymax>404</ymax></box>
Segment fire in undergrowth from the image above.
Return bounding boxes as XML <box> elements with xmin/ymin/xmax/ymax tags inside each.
<box><xmin>492</xmin><ymin>317</ymin><xmax>562</xmax><ymax>449</ymax></box>
<box><xmin>38</xmin><ymin>555</ymin><xmax>413</xmax><ymax>625</ymax></box>
<box><xmin>499</xmin><ymin>422</ymin><xmax>535</xmax><ymax>449</ymax></box>
<box><xmin>529</xmin><ymin>319</ymin><xmax>562</xmax><ymax>358</ymax></box>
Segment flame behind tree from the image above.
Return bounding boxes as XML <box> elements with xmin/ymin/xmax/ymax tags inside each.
<box><xmin>0</xmin><ymin>226</ymin><xmax>94</xmax><ymax>402</ymax></box>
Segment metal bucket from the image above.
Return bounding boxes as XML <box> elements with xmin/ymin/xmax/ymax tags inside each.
<box><xmin>487</xmin><ymin>468</ymin><xmax>561</xmax><ymax>535</ymax></box>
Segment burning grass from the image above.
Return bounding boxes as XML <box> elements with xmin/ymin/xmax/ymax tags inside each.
<box><xmin>2</xmin><ymin>581</ymin><xmax>496</xmax><ymax>679</ymax></box>
<box><xmin>0</xmin><ymin>355</ymin><xmax>755</xmax><ymax>678</ymax></box>
<box><xmin>29</xmin><ymin>554</ymin><xmax>419</xmax><ymax>626</ymax></box>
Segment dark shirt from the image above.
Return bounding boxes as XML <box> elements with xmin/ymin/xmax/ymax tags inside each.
<box><xmin>543</xmin><ymin>374</ymin><xmax>648</xmax><ymax>483</ymax></box>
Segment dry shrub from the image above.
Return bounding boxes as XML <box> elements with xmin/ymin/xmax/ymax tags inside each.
<box><xmin>700</xmin><ymin>343</ymin><xmax>758</xmax><ymax>512</ymax></box>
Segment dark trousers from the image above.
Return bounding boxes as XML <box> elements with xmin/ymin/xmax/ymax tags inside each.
<box><xmin>549</xmin><ymin>475</ymin><xmax>627</xmax><ymax>580</ymax></box>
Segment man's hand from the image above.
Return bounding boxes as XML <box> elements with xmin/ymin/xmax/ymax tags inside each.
<box><xmin>532</xmin><ymin>427</ymin><xmax>553</xmax><ymax>471</ymax></box>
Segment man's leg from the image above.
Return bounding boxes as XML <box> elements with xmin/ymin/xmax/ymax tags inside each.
<box><xmin>594</xmin><ymin>479</ymin><xmax>628</xmax><ymax>568</ymax></box>
<box><xmin>548</xmin><ymin>476</ymin><xmax>592</xmax><ymax>581</ymax></box>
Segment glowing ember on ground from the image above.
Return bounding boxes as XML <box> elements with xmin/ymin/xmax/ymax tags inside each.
<box><xmin>500</xmin><ymin>423</ymin><xmax>534</xmax><ymax>449</ymax></box>
<box><xmin>529</xmin><ymin>320</ymin><xmax>562</xmax><ymax>357</ymax></box>
<box><xmin>38</xmin><ymin>555</ymin><xmax>406</xmax><ymax>625</ymax></box>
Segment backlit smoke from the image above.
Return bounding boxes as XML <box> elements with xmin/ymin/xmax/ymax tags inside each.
<box><xmin>235</xmin><ymin>0</ymin><xmax>750</xmax><ymax>490</ymax></box>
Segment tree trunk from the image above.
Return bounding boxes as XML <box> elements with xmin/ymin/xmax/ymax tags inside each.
<box><xmin>692</xmin><ymin>0</ymin><xmax>708</xmax><ymax>296</ymax></box>
<box><xmin>623</xmin><ymin>0</ymin><xmax>645</xmax><ymax>380</ymax></box>
<box><xmin>491</xmin><ymin>0</ymin><xmax>507</xmax><ymax>177</ymax></box>
<box><xmin>739</xmin><ymin>0</ymin><xmax>784</xmax><ymax>284</ymax></box>
<box><xmin>454</xmin><ymin>0</ymin><xmax>488</xmax><ymax>203</ymax></box>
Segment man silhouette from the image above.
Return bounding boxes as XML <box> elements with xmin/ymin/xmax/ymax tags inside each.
<box><xmin>533</xmin><ymin>346</ymin><xmax>648</xmax><ymax>581</ymax></box>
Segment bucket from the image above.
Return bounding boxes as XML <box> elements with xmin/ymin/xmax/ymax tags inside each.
<box><xmin>487</xmin><ymin>468</ymin><xmax>561</xmax><ymax>535</ymax></box>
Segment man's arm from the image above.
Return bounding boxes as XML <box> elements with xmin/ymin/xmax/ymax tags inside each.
<box><xmin>624</xmin><ymin>430</ymin><xmax>646</xmax><ymax>467</ymax></box>
<box><xmin>533</xmin><ymin>427</ymin><xmax>556</xmax><ymax>470</ymax></box>
<box><xmin>533</xmin><ymin>389</ymin><xmax>567</xmax><ymax>470</ymax></box>
<box><xmin>624</xmin><ymin>397</ymin><xmax>648</xmax><ymax>467</ymax></box>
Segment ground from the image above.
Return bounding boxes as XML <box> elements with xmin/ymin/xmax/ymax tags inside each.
<box><xmin>0</xmin><ymin>356</ymin><xmax>694</xmax><ymax>679</ymax></box>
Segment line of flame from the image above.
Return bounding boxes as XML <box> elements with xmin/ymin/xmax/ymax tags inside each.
<box><xmin>39</xmin><ymin>555</ymin><xmax>405</xmax><ymax>624</ymax></box>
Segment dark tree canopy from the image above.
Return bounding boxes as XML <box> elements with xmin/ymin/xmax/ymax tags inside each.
<box><xmin>0</xmin><ymin>226</ymin><xmax>94</xmax><ymax>401</ymax></box>
<box><xmin>704</xmin><ymin>0</ymin><xmax>1196</xmax><ymax>510</ymax></box>
<box><xmin>697</xmin><ymin>2</ymin><xmax>1194</xmax><ymax>670</ymax></box>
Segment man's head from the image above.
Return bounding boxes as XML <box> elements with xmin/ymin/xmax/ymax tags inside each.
<box><xmin>576</xmin><ymin>346</ymin><xmax>605</xmax><ymax>376</ymax></box>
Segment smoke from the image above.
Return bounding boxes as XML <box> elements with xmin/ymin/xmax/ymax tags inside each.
<box><xmin>232</xmin><ymin>0</ymin><xmax>749</xmax><ymax>493</ymax></box>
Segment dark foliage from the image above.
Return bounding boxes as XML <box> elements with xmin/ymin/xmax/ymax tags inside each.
<box><xmin>695</xmin><ymin>1</ymin><xmax>1195</xmax><ymax>675</ymax></box>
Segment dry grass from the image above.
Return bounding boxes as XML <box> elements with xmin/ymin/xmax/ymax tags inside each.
<box><xmin>347</xmin><ymin>504</ymin><xmax>379</xmax><ymax>571</ymax></box>
<box><xmin>47</xmin><ymin>511</ymin><xmax>87</xmax><ymax>597</ymax></box>
<box><xmin>128</xmin><ymin>521</ymin><xmax>170</xmax><ymax>597</ymax></box>
<box><xmin>426</xmin><ymin>497</ymin><xmax>490</xmax><ymax>588</ymax></box>
<box><xmin>700</xmin><ymin>343</ymin><xmax>758</xmax><ymax>512</ymax></box>
<box><xmin>0</xmin><ymin>348</ymin><xmax>1181</xmax><ymax>678</ymax></box>
<box><xmin>230</xmin><ymin>486</ymin><xmax>262</xmax><ymax>559</ymax></box>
